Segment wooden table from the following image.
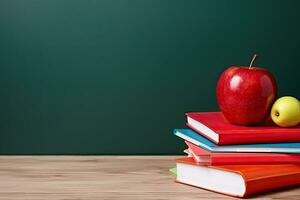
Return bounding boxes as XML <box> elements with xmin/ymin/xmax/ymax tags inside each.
<box><xmin>0</xmin><ymin>156</ymin><xmax>299</xmax><ymax>200</ymax></box>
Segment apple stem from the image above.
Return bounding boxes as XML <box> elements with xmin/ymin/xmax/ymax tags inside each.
<box><xmin>249</xmin><ymin>54</ymin><xmax>258</xmax><ymax>69</ymax></box>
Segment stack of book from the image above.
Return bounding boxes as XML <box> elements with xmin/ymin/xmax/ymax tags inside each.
<box><xmin>172</xmin><ymin>112</ymin><xmax>300</xmax><ymax>198</ymax></box>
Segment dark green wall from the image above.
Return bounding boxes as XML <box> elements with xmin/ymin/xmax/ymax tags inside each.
<box><xmin>0</xmin><ymin>0</ymin><xmax>299</xmax><ymax>154</ymax></box>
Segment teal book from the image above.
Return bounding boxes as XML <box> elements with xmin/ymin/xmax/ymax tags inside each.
<box><xmin>174</xmin><ymin>129</ymin><xmax>300</xmax><ymax>154</ymax></box>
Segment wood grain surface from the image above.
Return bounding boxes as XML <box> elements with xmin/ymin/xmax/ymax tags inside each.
<box><xmin>0</xmin><ymin>156</ymin><xmax>299</xmax><ymax>200</ymax></box>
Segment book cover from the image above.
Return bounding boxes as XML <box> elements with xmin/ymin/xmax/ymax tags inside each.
<box><xmin>186</xmin><ymin>112</ymin><xmax>300</xmax><ymax>145</ymax></box>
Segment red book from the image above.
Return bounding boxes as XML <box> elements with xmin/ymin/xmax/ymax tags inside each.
<box><xmin>176</xmin><ymin>157</ymin><xmax>300</xmax><ymax>197</ymax></box>
<box><xmin>185</xmin><ymin>141</ymin><xmax>300</xmax><ymax>165</ymax></box>
<box><xmin>186</xmin><ymin>112</ymin><xmax>300</xmax><ymax>145</ymax></box>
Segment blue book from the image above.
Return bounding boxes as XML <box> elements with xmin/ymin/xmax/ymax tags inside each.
<box><xmin>174</xmin><ymin>129</ymin><xmax>300</xmax><ymax>154</ymax></box>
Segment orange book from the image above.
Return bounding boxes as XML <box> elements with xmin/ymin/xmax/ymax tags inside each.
<box><xmin>176</xmin><ymin>157</ymin><xmax>300</xmax><ymax>197</ymax></box>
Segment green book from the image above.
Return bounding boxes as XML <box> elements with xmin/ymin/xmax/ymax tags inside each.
<box><xmin>169</xmin><ymin>167</ymin><xmax>177</xmax><ymax>175</ymax></box>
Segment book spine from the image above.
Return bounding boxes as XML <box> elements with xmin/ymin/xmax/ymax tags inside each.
<box><xmin>244</xmin><ymin>172</ymin><xmax>300</xmax><ymax>197</ymax></box>
<box><xmin>218</xmin><ymin>132</ymin><xmax>300</xmax><ymax>145</ymax></box>
<box><xmin>210</xmin><ymin>156</ymin><xmax>300</xmax><ymax>165</ymax></box>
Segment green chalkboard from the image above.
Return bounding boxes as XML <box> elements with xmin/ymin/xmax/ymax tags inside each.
<box><xmin>0</xmin><ymin>0</ymin><xmax>299</xmax><ymax>154</ymax></box>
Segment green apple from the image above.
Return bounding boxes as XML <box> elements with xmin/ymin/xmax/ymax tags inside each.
<box><xmin>271</xmin><ymin>96</ymin><xmax>300</xmax><ymax>127</ymax></box>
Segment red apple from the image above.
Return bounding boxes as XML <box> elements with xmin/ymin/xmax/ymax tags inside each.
<box><xmin>216</xmin><ymin>54</ymin><xmax>277</xmax><ymax>126</ymax></box>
